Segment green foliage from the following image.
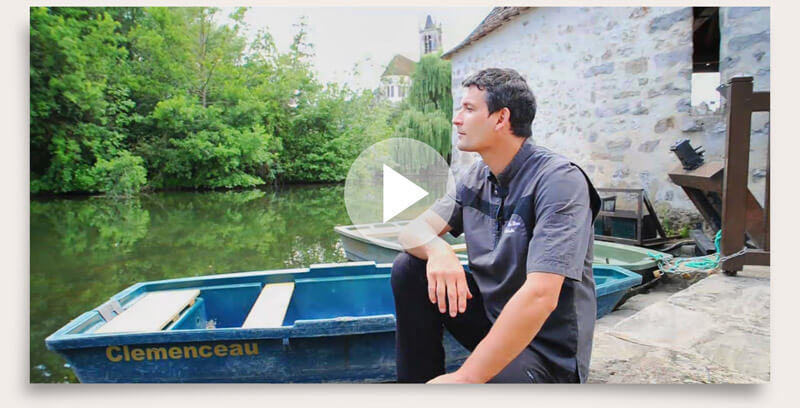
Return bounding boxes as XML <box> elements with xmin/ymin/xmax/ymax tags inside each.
<box><xmin>281</xmin><ymin>86</ymin><xmax>392</xmax><ymax>182</ymax></box>
<box><xmin>139</xmin><ymin>95</ymin><xmax>280</xmax><ymax>189</ymax></box>
<box><xmin>662</xmin><ymin>218</ymin><xmax>691</xmax><ymax>238</ymax></box>
<box><xmin>393</xmin><ymin>109</ymin><xmax>453</xmax><ymax>170</ymax></box>
<box><xmin>30</xmin><ymin>7</ymin><xmax>131</xmax><ymax>193</ymax></box>
<box><xmin>394</xmin><ymin>52</ymin><xmax>453</xmax><ymax>160</ymax></box>
<box><xmin>93</xmin><ymin>151</ymin><xmax>148</xmax><ymax>197</ymax></box>
<box><xmin>30</xmin><ymin>7</ymin><xmax>394</xmax><ymax>194</ymax></box>
<box><xmin>407</xmin><ymin>53</ymin><xmax>453</xmax><ymax>120</ymax></box>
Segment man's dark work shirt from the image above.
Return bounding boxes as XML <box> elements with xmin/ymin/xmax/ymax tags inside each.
<box><xmin>431</xmin><ymin>140</ymin><xmax>600</xmax><ymax>383</ymax></box>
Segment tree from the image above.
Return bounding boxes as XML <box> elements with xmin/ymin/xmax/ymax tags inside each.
<box><xmin>407</xmin><ymin>53</ymin><xmax>453</xmax><ymax>121</ymax></box>
<box><xmin>393</xmin><ymin>52</ymin><xmax>453</xmax><ymax>161</ymax></box>
<box><xmin>30</xmin><ymin>7</ymin><xmax>141</xmax><ymax>194</ymax></box>
<box><xmin>30</xmin><ymin>7</ymin><xmax>394</xmax><ymax>193</ymax></box>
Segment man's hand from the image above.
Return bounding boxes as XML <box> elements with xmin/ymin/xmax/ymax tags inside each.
<box><xmin>426</xmin><ymin>248</ymin><xmax>472</xmax><ymax>317</ymax></box>
<box><xmin>427</xmin><ymin>370</ymin><xmax>480</xmax><ymax>384</ymax></box>
<box><xmin>398</xmin><ymin>209</ymin><xmax>471</xmax><ymax>317</ymax></box>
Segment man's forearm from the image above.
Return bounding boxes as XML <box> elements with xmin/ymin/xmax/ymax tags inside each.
<box><xmin>403</xmin><ymin>235</ymin><xmax>454</xmax><ymax>260</ymax></box>
<box><xmin>456</xmin><ymin>277</ymin><xmax>558</xmax><ymax>383</ymax></box>
<box><xmin>399</xmin><ymin>219</ymin><xmax>454</xmax><ymax>260</ymax></box>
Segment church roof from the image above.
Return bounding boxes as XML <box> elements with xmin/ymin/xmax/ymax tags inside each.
<box><xmin>424</xmin><ymin>15</ymin><xmax>435</xmax><ymax>30</ymax></box>
<box><xmin>442</xmin><ymin>7</ymin><xmax>533</xmax><ymax>59</ymax></box>
<box><xmin>381</xmin><ymin>54</ymin><xmax>416</xmax><ymax>77</ymax></box>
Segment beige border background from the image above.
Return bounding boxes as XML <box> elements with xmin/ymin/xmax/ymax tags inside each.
<box><xmin>6</xmin><ymin>0</ymin><xmax>795</xmax><ymax>406</ymax></box>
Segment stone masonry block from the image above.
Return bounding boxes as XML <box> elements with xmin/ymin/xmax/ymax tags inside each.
<box><xmin>638</xmin><ymin>140</ymin><xmax>660</xmax><ymax>152</ymax></box>
<box><xmin>654</xmin><ymin>47</ymin><xmax>692</xmax><ymax>70</ymax></box>
<box><xmin>727</xmin><ymin>7</ymin><xmax>767</xmax><ymax>20</ymax></box>
<box><xmin>680</xmin><ymin>116</ymin><xmax>704</xmax><ymax>132</ymax></box>
<box><xmin>584</xmin><ymin>62</ymin><xmax>615</xmax><ymax>78</ymax></box>
<box><xmin>727</xmin><ymin>30</ymin><xmax>770</xmax><ymax>52</ymax></box>
<box><xmin>648</xmin><ymin>8</ymin><xmax>692</xmax><ymax>33</ymax></box>
<box><xmin>607</xmin><ymin>138</ymin><xmax>632</xmax><ymax>153</ymax></box>
<box><xmin>654</xmin><ymin>117</ymin><xmax>675</xmax><ymax>133</ymax></box>
<box><xmin>625</xmin><ymin>57</ymin><xmax>649</xmax><ymax>74</ymax></box>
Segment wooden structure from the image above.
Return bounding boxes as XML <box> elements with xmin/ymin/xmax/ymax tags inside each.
<box><xmin>95</xmin><ymin>289</ymin><xmax>200</xmax><ymax>334</ymax></box>
<box><xmin>668</xmin><ymin>76</ymin><xmax>770</xmax><ymax>275</ymax></box>
<box><xmin>241</xmin><ymin>282</ymin><xmax>295</xmax><ymax>329</ymax></box>
<box><xmin>594</xmin><ymin>188</ymin><xmax>678</xmax><ymax>247</ymax></box>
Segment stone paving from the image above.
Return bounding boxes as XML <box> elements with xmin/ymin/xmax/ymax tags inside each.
<box><xmin>588</xmin><ymin>265</ymin><xmax>770</xmax><ymax>383</ymax></box>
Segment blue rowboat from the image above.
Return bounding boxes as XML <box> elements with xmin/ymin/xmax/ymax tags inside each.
<box><xmin>46</xmin><ymin>261</ymin><xmax>640</xmax><ymax>383</ymax></box>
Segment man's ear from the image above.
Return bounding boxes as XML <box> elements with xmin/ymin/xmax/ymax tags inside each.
<box><xmin>494</xmin><ymin>107</ymin><xmax>511</xmax><ymax>131</ymax></box>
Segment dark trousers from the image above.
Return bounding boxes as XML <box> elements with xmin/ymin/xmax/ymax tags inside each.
<box><xmin>391</xmin><ymin>252</ymin><xmax>539</xmax><ymax>383</ymax></box>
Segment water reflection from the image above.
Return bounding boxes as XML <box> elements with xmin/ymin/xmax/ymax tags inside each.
<box><xmin>30</xmin><ymin>184</ymin><xmax>350</xmax><ymax>383</ymax></box>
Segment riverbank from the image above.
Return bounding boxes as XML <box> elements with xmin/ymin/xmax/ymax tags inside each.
<box><xmin>589</xmin><ymin>265</ymin><xmax>770</xmax><ymax>383</ymax></box>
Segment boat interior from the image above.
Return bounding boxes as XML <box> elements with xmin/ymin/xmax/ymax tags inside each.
<box><xmin>77</xmin><ymin>268</ymin><xmax>397</xmax><ymax>335</ymax></box>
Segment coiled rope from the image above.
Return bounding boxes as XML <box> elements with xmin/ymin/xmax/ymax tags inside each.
<box><xmin>647</xmin><ymin>230</ymin><xmax>747</xmax><ymax>277</ymax></box>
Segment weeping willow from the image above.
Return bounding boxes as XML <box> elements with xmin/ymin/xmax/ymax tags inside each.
<box><xmin>407</xmin><ymin>53</ymin><xmax>453</xmax><ymax>120</ymax></box>
<box><xmin>393</xmin><ymin>110</ymin><xmax>452</xmax><ymax>171</ymax></box>
<box><xmin>394</xmin><ymin>52</ymin><xmax>453</xmax><ymax>164</ymax></box>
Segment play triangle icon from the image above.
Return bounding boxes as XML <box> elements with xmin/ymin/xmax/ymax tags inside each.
<box><xmin>382</xmin><ymin>164</ymin><xmax>429</xmax><ymax>223</ymax></box>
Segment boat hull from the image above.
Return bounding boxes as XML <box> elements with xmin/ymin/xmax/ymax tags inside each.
<box><xmin>46</xmin><ymin>262</ymin><xmax>639</xmax><ymax>383</ymax></box>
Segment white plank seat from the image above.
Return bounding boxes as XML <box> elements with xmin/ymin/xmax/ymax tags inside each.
<box><xmin>242</xmin><ymin>282</ymin><xmax>295</xmax><ymax>329</ymax></box>
<box><xmin>95</xmin><ymin>289</ymin><xmax>200</xmax><ymax>334</ymax></box>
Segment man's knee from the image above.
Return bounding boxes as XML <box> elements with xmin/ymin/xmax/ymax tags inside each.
<box><xmin>391</xmin><ymin>252</ymin><xmax>426</xmax><ymax>292</ymax></box>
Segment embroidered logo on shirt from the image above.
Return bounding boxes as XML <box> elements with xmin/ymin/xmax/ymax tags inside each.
<box><xmin>503</xmin><ymin>218</ymin><xmax>524</xmax><ymax>234</ymax></box>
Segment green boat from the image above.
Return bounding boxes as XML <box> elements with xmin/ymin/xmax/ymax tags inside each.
<box><xmin>334</xmin><ymin>222</ymin><xmax>668</xmax><ymax>278</ymax></box>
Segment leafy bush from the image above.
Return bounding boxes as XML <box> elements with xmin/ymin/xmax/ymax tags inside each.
<box><xmin>92</xmin><ymin>152</ymin><xmax>148</xmax><ymax>197</ymax></box>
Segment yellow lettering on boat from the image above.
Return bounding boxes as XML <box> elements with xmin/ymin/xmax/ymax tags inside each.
<box><xmin>146</xmin><ymin>347</ymin><xmax>168</xmax><ymax>361</ymax></box>
<box><xmin>183</xmin><ymin>345</ymin><xmax>198</xmax><ymax>359</ymax></box>
<box><xmin>104</xmin><ymin>342</ymin><xmax>260</xmax><ymax>362</ymax></box>
<box><xmin>244</xmin><ymin>343</ymin><xmax>258</xmax><ymax>355</ymax></box>
<box><xmin>130</xmin><ymin>348</ymin><xmax>145</xmax><ymax>361</ymax></box>
<box><xmin>106</xmin><ymin>346</ymin><xmax>123</xmax><ymax>363</ymax></box>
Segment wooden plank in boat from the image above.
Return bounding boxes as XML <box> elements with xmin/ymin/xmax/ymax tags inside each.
<box><xmin>95</xmin><ymin>289</ymin><xmax>200</xmax><ymax>334</ymax></box>
<box><xmin>242</xmin><ymin>282</ymin><xmax>295</xmax><ymax>329</ymax></box>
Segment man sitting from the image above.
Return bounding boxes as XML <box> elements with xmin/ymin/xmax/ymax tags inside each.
<box><xmin>392</xmin><ymin>68</ymin><xmax>600</xmax><ymax>383</ymax></box>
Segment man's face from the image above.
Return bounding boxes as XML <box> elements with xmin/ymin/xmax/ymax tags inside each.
<box><xmin>453</xmin><ymin>86</ymin><xmax>500</xmax><ymax>153</ymax></box>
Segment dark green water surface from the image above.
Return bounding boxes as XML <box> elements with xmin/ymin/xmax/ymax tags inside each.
<box><xmin>30</xmin><ymin>184</ymin><xmax>350</xmax><ymax>383</ymax></box>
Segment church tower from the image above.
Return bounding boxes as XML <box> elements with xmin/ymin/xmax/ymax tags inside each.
<box><xmin>419</xmin><ymin>15</ymin><xmax>442</xmax><ymax>56</ymax></box>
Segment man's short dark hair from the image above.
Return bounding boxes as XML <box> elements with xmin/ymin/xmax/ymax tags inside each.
<box><xmin>461</xmin><ymin>68</ymin><xmax>537</xmax><ymax>138</ymax></box>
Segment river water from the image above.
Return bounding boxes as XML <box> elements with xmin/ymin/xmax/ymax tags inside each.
<box><xmin>30</xmin><ymin>184</ymin><xmax>350</xmax><ymax>383</ymax></box>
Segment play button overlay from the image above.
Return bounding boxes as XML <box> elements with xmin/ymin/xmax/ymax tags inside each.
<box><xmin>344</xmin><ymin>138</ymin><xmax>456</xmax><ymax>250</ymax></box>
<box><xmin>382</xmin><ymin>164</ymin><xmax>429</xmax><ymax>223</ymax></box>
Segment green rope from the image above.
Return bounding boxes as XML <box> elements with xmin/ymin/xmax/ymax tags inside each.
<box><xmin>647</xmin><ymin>230</ymin><xmax>723</xmax><ymax>275</ymax></box>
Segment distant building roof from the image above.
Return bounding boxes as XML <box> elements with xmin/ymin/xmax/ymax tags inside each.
<box><xmin>442</xmin><ymin>7</ymin><xmax>532</xmax><ymax>60</ymax></box>
<box><xmin>381</xmin><ymin>54</ymin><xmax>416</xmax><ymax>77</ymax></box>
<box><xmin>424</xmin><ymin>15</ymin><xmax>435</xmax><ymax>30</ymax></box>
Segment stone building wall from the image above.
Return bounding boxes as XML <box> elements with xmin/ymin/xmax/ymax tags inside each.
<box><xmin>448</xmin><ymin>7</ymin><xmax>770</xmax><ymax>228</ymax></box>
